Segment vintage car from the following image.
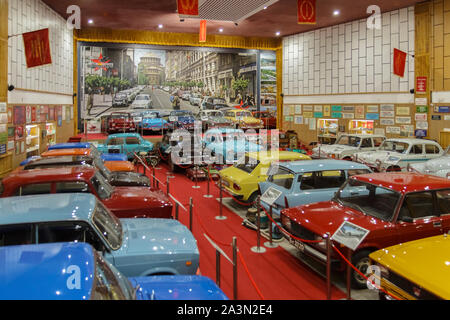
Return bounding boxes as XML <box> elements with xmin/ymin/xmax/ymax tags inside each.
<box><xmin>138</xmin><ymin>111</ymin><xmax>170</xmax><ymax>133</ymax></box>
<box><xmin>189</xmin><ymin>93</ymin><xmax>203</xmax><ymax>106</ymax></box>
<box><xmin>197</xmin><ymin>110</ymin><xmax>234</xmax><ymax>131</ymax></box>
<box><xmin>252</xmin><ymin>111</ymin><xmax>277</xmax><ymax>129</ymax></box>
<box><xmin>408</xmin><ymin>146</ymin><xmax>450</xmax><ymax>178</ymax></box>
<box><xmin>0</xmin><ymin>166</ymin><xmax>173</xmax><ymax>219</ymax></box>
<box><xmin>369</xmin><ymin>233</ymin><xmax>450</xmax><ymax>300</ymax></box>
<box><xmin>223</xmin><ymin>109</ymin><xmax>264</xmax><ymax>130</ymax></box>
<box><xmin>21</xmin><ymin>156</ymin><xmax>150</xmax><ymax>187</ymax></box>
<box><xmin>0</xmin><ymin>194</ymin><xmax>197</xmax><ymax>277</ymax></box>
<box><xmin>280</xmin><ymin>172</ymin><xmax>450</xmax><ymax>289</ymax></box>
<box><xmin>96</xmin><ymin>133</ymin><xmax>154</xmax><ymax>160</ymax></box>
<box><xmin>219</xmin><ymin>151</ymin><xmax>311</xmax><ymax>205</ymax></box>
<box><xmin>130</xmin><ymin>94</ymin><xmax>152</xmax><ymax>110</ymax></box>
<box><xmin>107</xmin><ymin>112</ymin><xmax>136</xmax><ymax>134</ymax></box>
<box><xmin>0</xmin><ymin>242</ymin><xmax>227</xmax><ymax>300</ymax></box>
<box><xmin>167</xmin><ymin>110</ymin><xmax>196</xmax><ymax>131</ymax></box>
<box><xmin>353</xmin><ymin>138</ymin><xmax>444</xmax><ymax>172</ymax></box>
<box><xmin>202</xmin><ymin>97</ymin><xmax>229</xmax><ymax>110</ymax></box>
<box><xmin>48</xmin><ymin>142</ymin><xmax>128</xmax><ymax>162</ymax></box>
<box><xmin>259</xmin><ymin>160</ymin><xmax>372</xmax><ymax>218</ymax></box>
<box><xmin>311</xmin><ymin>134</ymin><xmax>386</xmax><ymax>160</ymax></box>
<box><xmin>112</xmin><ymin>93</ymin><xmax>129</xmax><ymax>107</ymax></box>
<box><xmin>203</xmin><ymin>128</ymin><xmax>262</xmax><ymax>165</ymax></box>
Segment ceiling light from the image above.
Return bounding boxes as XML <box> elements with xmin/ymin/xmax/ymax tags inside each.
<box><xmin>333</xmin><ymin>10</ymin><xmax>340</xmax><ymax>16</ymax></box>
<box><xmin>275</xmin><ymin>31</ymin><xmax>281</xmax><ymax>36</ymax></box>
<box><xmin>88</xmin><ymin>19</ymin><xmax>94</xmax><ymax>24</ymax></box>
<box><xmin>158</xmin><ymin>24</ymin><xmax>163</xmax><ymax>29</ymax></box>
<box><xmin>219</xmin><ymin>28</ymin><xmax>224</xmax><ymax>32</ymax></box>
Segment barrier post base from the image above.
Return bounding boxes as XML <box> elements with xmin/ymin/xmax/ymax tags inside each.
<box><xmin>203</xmin><ymin>194</ymin><xmax>213</xmax><ymax>198</ymax></box>
<box><xmin>264</xmin><ymin>242</ymin><xmax>279</xmax><ymax>249</ymax></box>
<box><xmin>215</xmin><ymin>216</ymin><xmax>228</xmax><ymax>221</ymax></box>
<box><xmin>251</xmin><ymin>246</ymin><xmax>266</xmax><ymax>254</ymax></box>
<box><xmin>192</xmin><ymin>186</ymin><xmax>201</xmax><ymax>189</ymax></box>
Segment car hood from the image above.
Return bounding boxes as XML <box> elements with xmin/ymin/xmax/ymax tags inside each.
<box><xmin>130</xmin><ymin>275</ymin><xmax>228</xmax><ymax>300</ymax></box>
<box><xmin>282</xmin><ymin>201</ymin><xmax>391</xmax><ymax>237</ymax></box>
<box><xmin>109</xmin><ymin>172</ymin><xmax>150</xmax><ymax>186</ymax></box>
<box><xmin>115</xmin><ymin>219</ymin><xmax>198</xmax><ymax>256</ymax></box>
<box><xmin>104</xmin><ymin>187</ymin><xmax>171</xmax><ymax>213</ymax></box>
<box><xmin>314</xmin><ymin>144</ymin><xmax>358</xmax><ymax>154</ymax></box>
<box><xmin>239</xmin><ymin>117</ymin><xmax>261</xmax><ymax>124</ymax></box>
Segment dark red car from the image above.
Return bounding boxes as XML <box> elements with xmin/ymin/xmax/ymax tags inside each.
<box><xmin>107</xmin><ymin>112</ymin><xmax>136</xmax><ymax>133</ymax></box>
<box><xmin>0</xmin><ymin>166</ymin><xmax>173</xmax><ymax>219</ymax></box>
<box><xmin>252</xmin><ymin>111</ymin><xmax>276</xmax><ymax>129</ymax></box>
<box><xmin>280</xmin><ymin>172</ymin><xmax>450</xmax><ymax>289</ymax></box>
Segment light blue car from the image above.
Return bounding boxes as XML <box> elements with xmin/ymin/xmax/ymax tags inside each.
<box><xmin>203</xmin><ymin>128</ymin><xmax>262</xmax><ymax>165</ymax></box>
<box><xmin>0</xmin><ymin>193</ymin><xmax>199</xmax><ymax>277</ymax></box>
<box><xmin>259</xmin><ymin>160</ymin><xmax>372</xmax><ymax>237</ymax></box>
<box><xmin>0</xmin><ymin>242</ymin><xmax>227</xmax><ymax>300</ymax></box>
<box><xmin>97</xmin><ymin>133</ymin><xmax>154</xmax><ymax>160</ymax></box>
<box><xmin>138</xmin><ymin>111</ymin><xmax>169</xmax><ymax>132</ymax></box>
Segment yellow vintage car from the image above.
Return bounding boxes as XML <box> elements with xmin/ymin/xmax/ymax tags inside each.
<box><xmin>219</xmin><ymin>151</ymin><xmax>311</xmax><ymax>204</ymax></box>
<box><xmin>369</xmin><ymin>234</ymin><xmax>450</xmax><ymax>300</ymax></box>
<box><xmin>223</xmin><ymin>109</ymin><xmax>264</xmax><ymax>130</ymax></box>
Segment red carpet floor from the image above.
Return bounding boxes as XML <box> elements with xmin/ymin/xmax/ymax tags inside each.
<box><xmin>147</xmin><ymin>163</ymin><xmax>346</xmax><ymax>300</ymax></box>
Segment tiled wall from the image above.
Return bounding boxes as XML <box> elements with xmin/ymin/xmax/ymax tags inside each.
<box><xmin>282</xmin><ymin>7</ymin><xmax>415</xmax><ymax>96</ymax></box>
<box><xmin>8</xmin><ymin>0</ymin><xmax>73</xmax><ymax>95</ymax></box>
<box><xmin>431</xmin><ymin>0</ymin><xmax>450</xmax><ymax>91</ymax></box>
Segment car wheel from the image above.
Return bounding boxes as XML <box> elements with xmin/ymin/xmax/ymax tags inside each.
<box><xmin>351</xmin><ymin>250</ymin><xmax>372</xmax><ymax>289</ymax></box>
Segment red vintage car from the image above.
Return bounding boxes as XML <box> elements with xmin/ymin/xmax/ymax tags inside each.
<box><xmin>107</xmin><ymin>112</ymin><xmax>136</xmax><ymax>134</ymax></box>
<box><xmin>0</xmin><ymin>166</ymin><xmax>173</xmax><ymax>219</ymax></box>
<box><xmin>280</xmin><ymin>172</ymin><xmax>450</xmax><ymax>289</ymax></box>
<box><xmin>252</xmin><ymin>111</ymin><xmax>276</xmax><ymax>129</ymax></box>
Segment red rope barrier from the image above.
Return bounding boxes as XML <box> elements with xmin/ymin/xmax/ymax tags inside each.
<box><xmin>331</xmin><ymin>245</ymin><xmax>401</xmax><ymax>300</ymax></box>
<box><xmin>194</xmin><ymin>210</ymin><xmax>232</xmax><ymax>248</ymax></box>
<box><xmin>237</xmin><ymin>251</ymin><xmax>265</xmax><ymax>300</ymax></box>
<box><xmin>157</xmin><ymin>148</ymin><xmax>168</xmax><ymax>161</ymax></box>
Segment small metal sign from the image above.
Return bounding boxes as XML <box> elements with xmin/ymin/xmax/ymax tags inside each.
<box><xmin>331</xmin><ymin>221</ymin><xmax>370</xmax><ymax>251</ymax></box>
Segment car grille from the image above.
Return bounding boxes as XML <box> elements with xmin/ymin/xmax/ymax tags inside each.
<box><xmin>385</xmin><ymin>271</ymin><xmax>440</xmax><ymax>300</ymax></box>
<box><xmin>290</xmin><ymin>223</ymin><xmax>316</xmax><ymax>241</ymax></box>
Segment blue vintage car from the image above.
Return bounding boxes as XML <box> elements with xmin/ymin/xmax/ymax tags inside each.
<box><xmin>49</xmin><ymin>142</ymin><xmax>128</xmax><ymax>161</ymax></box>
<box><xmin>259</xmin><ymin>159</ymin><xmax>372</xmax><ymax>219</ymax></box>
<box><xmin>0</xmin><ymin>193</ymin><xmax>199</xmax><ymax>277</ymax></box>
<box><xmin>0</xmin><ymin>242</ymin><xmax>228</xmax><ymax>300</ymax></box>
<box><xmin>167</xmin><ymin>110</ymin><xmax>196</xmax><ymax>131</ymax></box>
<box><xmin>96</xmin><ymin>133</ymin><xmax>154</xmax><ymax>160</ymax></box>
<box><xmin>138</xmin><ymin>111</ymin><xmax>170</xmax><ymax>132</ymax></box>
<box><xmin>203</xmin><ymin>128</ymin><xmax>262</xmax><ymax>165</ymax></box>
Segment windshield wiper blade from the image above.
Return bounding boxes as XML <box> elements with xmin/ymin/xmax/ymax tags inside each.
<box><xmin>341</xmin><ymin>200</ymin><xmax>368</xmax><ymax>216</ymax></box>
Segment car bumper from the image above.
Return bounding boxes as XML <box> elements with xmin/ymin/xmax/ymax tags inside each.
<box><xmin>216</xmin><ymin>181</ymin><xmax>246</xmax><ymax>201</ymax></box>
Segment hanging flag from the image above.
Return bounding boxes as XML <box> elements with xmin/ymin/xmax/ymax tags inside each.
<box><xmin>199</xmin><ymin>20</ymin><xmax>207</xmax><ymax>43</ymax></box>
<box><xmin>297</xmin><ymin>0</ymin><xmax>316</xmax><ymax>24</ymax></box>
<box><xmin>177</xmin><ymin>0</ymin><xmax>199</xmax><ymax>16</ymax></box>
<box><xmin>393</xmin><ymin>48</ymin><xmax>407</xmax><ymax>77</ymax></box>
<box><xmin>22</xmin><ymin>28</ymin><xmax>52</xmax><ymax>68</ymax></box>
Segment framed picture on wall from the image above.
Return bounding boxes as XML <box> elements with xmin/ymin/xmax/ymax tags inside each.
<box><xmin>0</xmin><ymin>103</ymin><xmax>6</xmax><ymax>113</ymax></box>
<box><xmin>13</xmin><ymin>106</ymin><xmax>26</xmax><ymax>125</ymax></box>
<box><xmin>49</xmin><ymin>107</ymin><xmax>55</xmax><ymax>121</ymax></box>
<box><xmin>15</xmin><ymin>126</ymin><xmax>24</xmax><ymax>140</ymax></box>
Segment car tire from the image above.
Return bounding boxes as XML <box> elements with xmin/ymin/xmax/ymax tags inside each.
<box><xmin>351</xmin><ymin>250</ymin><xmax>372</xmax><ymax>289</ymax></box>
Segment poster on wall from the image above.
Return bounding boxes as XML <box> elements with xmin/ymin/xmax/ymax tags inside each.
<box><xmin>396</xmin><ymin>106</ymin><xmax>410</xmax><ymax>115</ymax></box>
<box><xmin>26</xmin><ymin>106</ymin><xmax>32</xmax><ymax>123</ymax></box>
<box><xmin>416</xmin><ymin>121</ymin><xmax>428</xmax><ymax>130</ymax></box>
<box><xmin>386</xmin><ymin>126</ymin><xmax>401</xmax><ymax>134</ymax></box>
<box><xmin>355</xmin><ymin>106</ymin><xmax>365</xmax><ymax>119</ymax></box>
<box><xmin>400</xmin><ymin>125</ymin><xmax>414</xmax><ymax>137</ymax></box>
<box><xmin>324</xmin><ymin>105</ymin><xmax>331</xmax><ymax>117</ymax></box>
<box><xmin>366</xmin><ymin>105</ymin><xmax>379</xmax><ymax>113</ymax></box>
<box><xmin>0</xmin><ymin>114</ymin><xmax>7</xmax><ymax>124</ymax></box>
<box><xmin>303</xmin><ymin>105</ymin><xmax>313</xmax><ymax>112</ymax></box>
<box><xmin>294</xmin><ymin>116</ymin><xmax>303</xmax><ymax>124</ymax></box>
<box><xmin>7</xmin><ymin>107</ymin><xmax>12</xmax><ymax>124</ymax></box>
<box><xmin>49</xmin><ymin>107</ymin><xmax>55</xmax><ymax>121</ymax></box>
<box><xmin>396</xmin><ymin>116</ymin><xmax>411</xmax><ymax>124</ymax></box>
<box><xmin>79</xmin><ymin>44</ymin><xmax>260</xmax><ymax>125</ymax></box>
<box><xmin>380</xmin><ymin>118</ymin><xmax>395</xmax><ymax>126</ymax></box>
<box><xmin>23</xmin><ymin>28</ymin><xmax>52</xmax><ymax>68</ymax></box>
<box><xmin>0</xmin><ymin>103</ymin><xmax>6</xmax><ymax>113</ymax></box>
<box><xmin>415</xmin><ymin>113</ymin><xmax>427</xmax><ymax>121</ymax></box>
<box><xmin>380</xmin><ymin>111</ymin><xmax>395</xmax><ymax>118</ymax></box>
<box><xmin>15</xmin><ymin>126</ymin><xmax>24</xmax><ymax>140</ymax></box>
<box><xmin>314</xmin><ymin>105</ymin><xmax>323</xmax><ymax>112</ymax></box>
<box><xmin>13</xmin><ymin>106</ymin><xmax>26</xmax><ymax>125</ymax></box>
<box><xmin>366</xmin><ymin>113</ymin><xmax>379</xmax><ymax>120</ymax></box>
<box><xmin>31</xmin><ymin>106</ymin><xmax>36</xmax><ymax>122</ymax></box>
<box><xmin>380</xmin><ymin>104</ymin><xmax>394</xmax><ymax>112</ymax></box>
<box><xmin>295</xmin><ymin>105</ymin><xmax>302</xmax><ymax>114</ymax></box>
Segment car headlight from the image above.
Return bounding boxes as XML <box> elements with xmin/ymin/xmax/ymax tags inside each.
<box><xmin>315</xmin><ymin>235</ymin><xmax>326</xmax><ymax>249</ymax></box>
<box><xmin>281</xmin><ymin>214</ymin><xmax>291</xmax><ymax>230</ymax></box>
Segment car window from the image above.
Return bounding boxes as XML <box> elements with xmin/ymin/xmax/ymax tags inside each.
<box><xmin>55</xmin><ymin>182</ymin><xmax>90</xmax><ymax>194</ymax></box>
<box><xmin>125</xmin><ymin>137</ymin><xmax>140</xmax><ymax>145</ymax></box>
<box><xmin>91</xmin><ymin>174</ymin><xmax>113</xmax><ymax>200</ymax></box>
<box><xmin>410</xmin><ymin>144</ymin><xmax>423</xmax><ymax>155</ymax></box>
<box><xmin>347</xmin><ymin>169</ymin><xmax>372</xmax><ymax>177</ymax></box>
<box><xmin>268</xmin><ymin>167</ymin><xmax>295</xmax><ymax>190</ymax></box>
<box><xmin>373</xmin><ymin>137</ymin><xmax>384</xmax><ymax>147</ymax></box>
<box><xmin>437</xmin><ymin>189</ymin><xmax>450</xmax><ymax>216</ymax></box>
<box><xmin>37</xmin><ymin>222</ymin><xmax>103</xmax><ymax>250</ymax></box>
<box><xmin>92</xmin><ymin>254</ymin><xmax>128</xmax><ymax>300</ymax></box>
<box><xmin>398</xmin><ymin>192</ymin><xmax>436</xmax><ymax>220</ymax></box>
<box><xmin>0</xmin><ymin>224</ymin><xmax>33</xmax><ymax>246</ymax></box>
<box><xmin>14</xmin><ymin>183</ymin><xmax>52</xmax><ymax>196</ymax></box>
<box><xmin>300</xmin><ymin>170</ymin><xmax>346</xmax><ymax>190</ymax></box>
<box><xmin>360</xmin><ymin>138</ymin><xmax>373</xmax><ymax>148</ymax></box>
<box><xmin>234</xmin><ymin>156</ymin><xmax>260</xmax><ymax>174</ymax></box>
<box><xmin>425</xmin><ymin>144</ymin><xmax>440</xmax><ymax>154</ymax></box>
<box><xmin>107</xmin><ymin>138</ymin><xmax>125</xmax><ymax>146</ymax></box>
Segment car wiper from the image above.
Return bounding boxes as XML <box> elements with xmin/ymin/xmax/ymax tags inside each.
<box><xmin>341</xmin><ymin>200</ymin><xmax>368</xmax><ymax>216</ymax></box>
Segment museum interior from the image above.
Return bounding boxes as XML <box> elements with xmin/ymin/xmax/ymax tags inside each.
<box><xmin>0</xmin><ymin>0</ymin><xmax>449</xmax><ymax>301</ymax></box>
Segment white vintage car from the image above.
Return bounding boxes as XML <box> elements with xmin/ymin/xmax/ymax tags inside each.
<box><xmin>353</xmin><ymin>138</ymin><xmax>445</xmax><ymax>172</ymax></box>
<box><xmin>408</xmin><ymin>146</ymin><xmax>450</xmax><ymax>178</ymax></box>
<box><xmin>311</xmin><ymin>134</ymin><xmax>386</xmax><ymax>160</ymax></box>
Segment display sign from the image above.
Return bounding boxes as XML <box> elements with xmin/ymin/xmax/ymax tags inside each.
<box><xmin>261</xmin><ymin>187</ymin><xmax>283</xmax><ymax>206</ymax></box>
<box><xmin>434</xmin><ymin>106</ymin><xmax>450</xmax><ymax>113</ymax></box>
<box><xmin>199</xmin><ymin>19</ymin><xmax>207</xmax><ymax>43</ymax></box>
<box><xmin>331</xmin><ymin>221</ymin><xmax>370</xmax><ymax>251</ymax></box>
<box><xmin>297</xmin><ymin>0</ymin><xmax>316</xmax><ymax>24</ymax></box>
<box><xmin>366</xmin><ymin>113</ymin><xmax>379</xmax><ymax>120</ymax></box>
<box><xmin>416</xmin><ymin>77</ymin><xmax>427</xmax><ymax>93</ymax></box>
<box><xmin>415</xmin><ymin>98</ymin><xmax>427</xmax><ymax>106</ymax></box>
<box><xmin>415</xmin><ymin>129</ymin><xmax>427</xmax><ymax>137</ymax></box>
<box><xmin>431</xmin><ymin>115</ymin><xmax>442</xmax><ymax>120</ymax></box>
<box><xmin>416</xmin><ymin>106</ymin><xmax>428</xmax><ymax>113</ymax></box>
<box><xmin>177</xmin><ymin>0</ymin><xmax>199</xmax><ymax>16</ymax></box>
<box><xmin>22</xmin><ymin>28</ymin><xmax>52</xmax><ymax>68</ymax></box>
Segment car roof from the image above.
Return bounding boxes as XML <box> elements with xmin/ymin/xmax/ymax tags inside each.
<box><xmin>339</xmin><ymin>134</ymin><xmax>385</xmax><ymax>138</ymax></box>
<box><xmin>0</xmin><ymin>242</ymin><xmax>95</xmax><ymax>300</ymax></box>
<box><xmin>107</xmin><ymin>133</ymin><xmax>141</xmax><ymax>138</ymax></box>
<box><xmin>352</xmin><ymin>172</ymin><xmax>450</xmax><ymax>193</ymax></box>
<box><xmin>279</xmin><ymin>159</ymin><xmax>371</xmax><ymax>173</ymax></box>
<box><xmin>246</xmin><ymin>151</ymin><xmax>311</xmax><ymax>162</ymax></box>
<box><xmin>23</xmin><ymin>156</ymin><xmax>95</xmax><ymax>170</ymax></box>
<box><xmin>384</xmin><ymin>138</ymin><xmax>441</xmax><ymax>145</ymax></box>
<box><xmin>48</xmin><ymin>143</ymin><xmax>91</xmax><ymax>150</ymax></box>
<box><xmin>41</xmin><ymin>148</ymin><xmax>92</xmax><ymax>157</ymax></box>
<box><xmin>0</xmin><ymin>193</ymin><xmax>97</xmax><ymax>225</ymax></box>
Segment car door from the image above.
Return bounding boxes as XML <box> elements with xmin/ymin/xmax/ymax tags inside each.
<box><xmin>436</xmin><ymin>189</ymin><xmax>450</xmax><ymax>233</ymax></box>
<box><xmin>125</xmin><ymin>136</ymin><xmax>141</xmax><ymax>156</ymax></box>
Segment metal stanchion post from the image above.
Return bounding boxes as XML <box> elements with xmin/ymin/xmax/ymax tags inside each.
<box><xmin>175</xmin><ymin>202</ymin><xmax>179</xmax><ymax>220</ymax></box>
<box><xmin>326</xmin><ymin>233</ymin><xmax>332</xmax><ymax>300</ymax></box>
<box><xmin>264</xmin><ymin>205</ymin><xmax>278</xmax><ymax>249</ymax></box>
<box><xmin>204</xmin><ymin>165</ymin><xmax>213</xmax><ymax>198</ymax></box>
<box><xmin>232</xmin><ymin>237</ymin><xmax>238</xmax><ymax>300</ymax></box>
<box><xmin>166</xmin><ymin>176</ymin><xmax>170</xmax><ymax>195</ymax></box>
<box><xmin>251</xmin><ymin>196</ymin><xmax>266</xmax><ymax>253</ymax></box>
<box><xmin>189</xmin><ymin>197</ymin><xmax>193</xmax><ymax>232</ymax></box>
<box><xmin>216</xmin><ymin>176</ymin><xmax>227</xmax><ymax>220</ymax></box>
<box><xmin>152</xmin><ymin>166</ymin><xmax>156</xmax><ymax>188</ymax></box>
<box><xmin>346</xmin><ymin>249</ymin><xmax>352</xmax><ymax>300</ymax></box>
<box><xmin>156</xmin><ymin>179</ymin><xmax>159</xmax><ymax>189</ymax></box>
<box><xmin>216</xmin><ymin>249</ymin><xmax>221</xmax><ymax>287</ymax></box>
<box><xmin>192</xmin><ymin>165</ymin><xmax>200</xmax><ymax>189</ymax></box>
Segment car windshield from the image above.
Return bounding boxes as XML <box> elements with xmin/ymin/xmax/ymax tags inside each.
<box><xmin>234</xmin><ymin>156</ymin><xmax>260</xmax><ymax>174</ymax></box>
<box><xmin>91</xmin><ymin>173</ymin><xmax>114</xmax><ymax>200</ymax></box>
<box><xmin>93</xmin><ymin>157</ymin><xmax>112</xmax><ymax>180</ymax></box>
<box><xmin>335</xmin><ymin>179</ymin><xmax>401</xmax><ymax>221</ymax></box>
<box><xmin>379</xmin><ymin>141</ymin><xmax>409</xmax><ymax>154</ymax></box>
<box><xmin>92</xmin><ymin>203</ymin><xmax>123</xmax><ymax>250</ymax></box>
<box><xmin>110</xmin><ymin>114</ymin><xmax>129</xmax><ymax>120</ymax></box>
<box><xmin>136</xmin><ymin>96</ymin><xmax>149</xmax><ymax>101</ymax></box>
<box><xmin>236</xmin><ymin>111</ymin><xmax>252</xmax><ymax>117</ymax></box>
<box><xmin>336</xmin><ymin>136</ymin><xmax>361</xmax><ymax>147</ymax></box>
<box><xmin>144</xmin><ymin>112</ymin><xmax>159</xmax><ymax>119</ymax></box>
<box><xmin>267</xmin><ymin>166</ymin><xmax>295</xmax><ymax>190</ymax></box>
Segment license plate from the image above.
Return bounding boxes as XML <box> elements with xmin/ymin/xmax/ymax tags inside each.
<box><xmin>288</xmin><ymin>236</ymin><xmax>305</xmax><ymax>252</ymax></box>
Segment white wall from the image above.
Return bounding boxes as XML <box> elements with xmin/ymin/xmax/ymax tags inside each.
<box><xmin>282</xmin><ymin>7</ymin><xmax>415</xmax><ymax>103</ymax></box>
<box><xmin>8</xmin><ymin>0</ymin><xmax>73</xmax><ymax>104</ymax></box>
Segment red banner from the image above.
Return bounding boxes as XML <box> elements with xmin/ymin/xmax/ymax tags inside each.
<box><xmin>22</xmin><ymin>28</ymin><xmax>52</xmax><ymax>68</ymax></box>
<box><xmin>416</xmin><ymin>76</ymin><xmax>427</xmax><ymax>93</ymax></box>
<box><xmin>177</xmin><ymin>0</ymin><xmax>199</xmax><ymax>16</ymax></box>
<box><xmin>393</xmin><ymin>48</ymin><xmax>407</xmax><ymax>78</ymax></box>
<box><xmin>297</xmin><ymin>0</ymin><xmax>316</xmax><ymax>24</ymax></box>
<box><xmin>199</xmin><ymin>20</ymin><xmax>207</xmax><ymax>43</ymax></box>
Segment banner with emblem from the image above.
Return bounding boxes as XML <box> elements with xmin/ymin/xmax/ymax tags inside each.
<box><xmin>177</xmin><ymin>0</ymin><xmax>199</xmax><ymax>16</ymax></box>
<box><xmin>393</xmin><ymin>48</ymin><xmax>407</xmax><ymax>78</ymax></box>
<box><xmin>297</xmin><ymin>0</ymin><xmax>316</xmax><ymax>24</ymax></box>
<box><xmin>22</xmin><ymin>28</ymin><xmax>52</xmax><ymax>68</ymax></box>
<box><xmin>199</xmin><ymin>19</ymin><xmax>207</xmax><ymax>43</ymax></box>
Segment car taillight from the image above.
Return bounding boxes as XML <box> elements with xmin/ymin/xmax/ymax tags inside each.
<box><xmin>233</xmin><ymin>183</ymin><xmax>241</xmax><ymax>191</ymax></box>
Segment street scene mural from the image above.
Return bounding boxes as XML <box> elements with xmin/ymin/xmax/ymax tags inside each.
<box><xmin>78</xmin><ymin>45</ymin><xmax>277</xmax><ymax>133</ymax></box>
